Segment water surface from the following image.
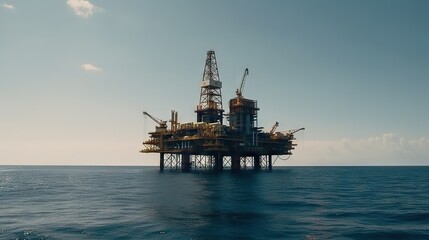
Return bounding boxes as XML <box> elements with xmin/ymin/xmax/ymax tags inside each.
<box><xmin>1</xmin><ymin>166</ymin><xmax>428</xmax><ymax>239</ymax></box>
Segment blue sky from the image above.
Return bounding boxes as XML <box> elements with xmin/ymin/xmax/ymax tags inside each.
<box><xmin>1</xmin><ymin>0</ymin><xmax>428</xmax><ymax>166</ymax></box>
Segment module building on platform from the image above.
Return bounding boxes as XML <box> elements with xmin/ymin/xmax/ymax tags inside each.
<box><xmin>141</xmin><ymin>50</ymin><xmax>304</xmax><ymax>172</ymax></box>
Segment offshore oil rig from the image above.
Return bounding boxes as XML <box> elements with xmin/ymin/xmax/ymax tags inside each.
<box><xmin>141</xmin><ymin>50</ymin><xmax>304</xmax><ymax>172</ymax></box>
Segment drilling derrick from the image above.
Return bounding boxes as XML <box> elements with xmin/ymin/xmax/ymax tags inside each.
<box><xmin>195</xmin><ymin>50</ymin><xmax>224</xmax><ymax>124</ymax></box>
<box><xmin>141</xmin><ymin>50</ymin><xmax>304</xmax><ymax>172</ymax></box>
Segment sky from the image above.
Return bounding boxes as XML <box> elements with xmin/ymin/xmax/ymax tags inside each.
<box><xmin>1</xmin><ymin>0</ymin><xmax>428</xmax><ymax>166</ymax></box>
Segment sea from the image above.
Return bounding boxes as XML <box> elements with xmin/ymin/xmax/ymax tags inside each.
<box><xmin>0</xmin><ymin>166</ymin><xmax>428</xmax><ymax>240</ymax></box>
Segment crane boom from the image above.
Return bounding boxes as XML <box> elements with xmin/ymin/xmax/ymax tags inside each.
<box><xmin>269</xmin><ymin>122</ymin><xmax>279</xmax><ymax>134</ymax></box>
<box><xmin>143</xmin><ymin>111</ymin><xmax>168</xmax><ymax>133</ymax></box>
<box><xmin>236</xmin><ymin>68</ymin><xmax>249</xmax><ymax>97</ymax></box>
<box><xmin>285</xmin><ymin>128</ymin><xmax>305</xmax><ymax>136</ymax></box>
<box><xmin>143</xmin><ymin>111</ymin><xmax>166</xmax><ymax>126</ymax></box>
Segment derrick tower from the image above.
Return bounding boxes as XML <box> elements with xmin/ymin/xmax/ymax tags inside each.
<box><xmin>195</xmin><ymin>50</ymin><xmax>224</xmax><ymax>124</ymax></box>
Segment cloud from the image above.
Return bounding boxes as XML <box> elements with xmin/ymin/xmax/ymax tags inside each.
<box><xmin>2</xmin><ymin>3</ymin><xmax>15</xmax><ymax>9</ymax></box>
<box><xmin>67</xmin><ymin>0</ymin><xmax>97</xmax><ymax>18</ymax></box>
<box><xmin>286</xmin><ymin>133</ymin><xmax>429</xmax><ymax>166</ymax></box>
<box><xmin>81</xmin><ymin>63</ymin><xmax>103</xmax><ymax>72</ymax></box>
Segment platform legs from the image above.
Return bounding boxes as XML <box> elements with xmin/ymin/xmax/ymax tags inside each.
<box><xmin>231</xmin><ymin>153</ymin><xmax>240</xmax><ymax>171</ymax></box>
<box><xmin>160</xmin><ymin>153</ymin><xmax>164</xmax><ymax>172</ymax></box>
<box><xmin>254</xmin><ymin>155</ymin><xmax>261</xmax><ymax>171</ymax></box>
<box><xmin>181</xmin><ymin>153</ymin><xmax>191</xmax><ymax>172</ymax></box>
<box><xmin>214</xmin><ymin>153</ymin><xmax>223</xmax><ymax>171</ymax></box>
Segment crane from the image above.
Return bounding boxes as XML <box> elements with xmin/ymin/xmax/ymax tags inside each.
<box><xmin>143</xmin><ymin>111</ymin><xmax>168</xmax><ymax>132</ymax></box>
<box><xmin>269</xmin><ymin>122</ymin><xmax>279</xmax><ymax>134</ymax></box>
<box><xmin>284</xmin><ymin>128</ymin><xmax>305</xmax><ymax>138</ymax></box>
<box><xmin>235</xmin><ymin>68</ymin><xmax>249</xmax><ymax>98</ymax></box>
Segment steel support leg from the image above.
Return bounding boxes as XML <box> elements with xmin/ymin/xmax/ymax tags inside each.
<box><xmin>232</xmin><ymin>153</ymin><xmax>241</xmax><ymax>171</ymax></box>
<box><xmin>160</xmin><ymin>153</ymin><xmax>164</xmax><ymax>172</ymax></box>
<box><xmin>254</xmin><ymin>155</ymin><xmax>261</xmax><ymax>171</ymax></box>
<box><xmin>181</xmin><ymin>153</ymin><xmax>191</xmax><ymax>172</ymax></box>
<box><xmin>214</xmin><ymin>153</ymin><xmax>223</xmax><ymax>171</ymax></box>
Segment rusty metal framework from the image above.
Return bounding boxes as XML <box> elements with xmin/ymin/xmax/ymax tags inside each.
<box><xmin>141</xmin><ymin>50</ymin><xmax>304</xmax><ymax>172</ymax></box>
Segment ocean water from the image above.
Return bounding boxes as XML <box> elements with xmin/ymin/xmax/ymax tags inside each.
<box><xmin>0</xmin><ymin>166</ymin><xmax>428</xmax><ymax>240</ymax></box>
